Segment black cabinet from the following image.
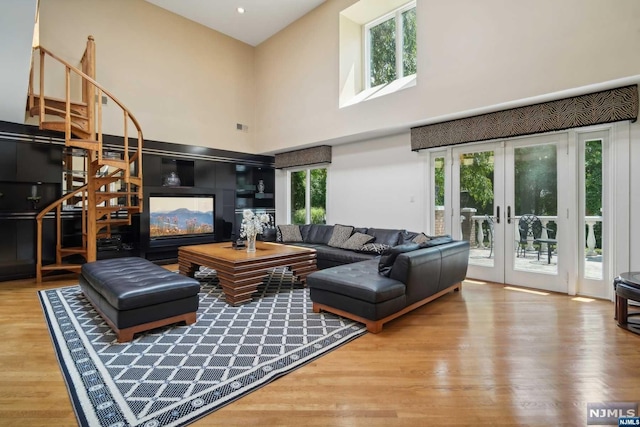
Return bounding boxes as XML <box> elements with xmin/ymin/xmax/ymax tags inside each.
<box><xmin>16</xmin><ymin>142</ymin><xmax>63</xmax><ymax>183</ymax></box>
<box><xmin>0</xmin><ymin>140</ymin><xmax>16</xmax><ymax>181</ymax></box>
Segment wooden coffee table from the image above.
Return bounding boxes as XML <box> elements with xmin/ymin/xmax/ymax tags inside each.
<box><xmin>178</xmin><ymin>241</ymin><xmax>317</xmax><ymax>306</ymax></box>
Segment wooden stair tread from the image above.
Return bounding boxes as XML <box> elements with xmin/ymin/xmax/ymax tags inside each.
<box><xmin>40</xmin><ymin>121</ymin><xmax>90</xmax><ymax>139</ymax></box>
<box><xmin>40</xmin><ymin>263</ymin><xmax>83</xmax><ymax>272</ymax></box>
<box><xmin>37</xmin><ymin>105</ymin><xmax>88</xmax><ymax>121</ymax></box>
<box><xmin>96</xmin><ymin>218</ymin><xmax>131</xmax><ymax>224</ymax></box>
<box><xmin>32</xmin><ymin>94</ymin><xmax>88</xmax><ymax>108</ymax></box>
<box><xmin>65</xmin><ymin>138</ymin><xmax>99</xmax><ymax>150</ymax></box>
<box><xmin>58</xmin><ymin>247</ymin><xmax>87</xmax><ymax>255</ymax></box>
<box><xmin>98</xmin><ymin>158</ymin><xmax>127</xmax><ymax>169</ymax></box>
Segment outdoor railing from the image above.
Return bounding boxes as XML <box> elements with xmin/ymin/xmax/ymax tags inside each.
<box><xmin>464</xmin><ymin>214</ymin><xmax>602</xmax><ymax>255</ymax></box>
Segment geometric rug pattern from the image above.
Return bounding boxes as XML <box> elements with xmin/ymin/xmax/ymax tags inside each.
<box><xmin>39</xmin><ymin>268</ymin><xmax>366</xmax><ymax>427</ymax></box>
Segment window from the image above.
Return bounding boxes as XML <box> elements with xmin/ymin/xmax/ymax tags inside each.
<box><xmin>365</xmin><ymin>2</ymin><xmax>416</xmax><ymax>89</ymax></box>
<box><xmin>290</xmin><ymin>168</ymin><xmax>327</xmax><ymax>224</ymax></box>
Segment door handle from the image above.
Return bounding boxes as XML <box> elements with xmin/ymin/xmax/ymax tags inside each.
<box><xmin>507</xmin><ymin>206</ymin><xmax>512</xmax><ymax>224</ymax></box>
<box><xmin>496</xmin><ymin>206</ymin><xmax>500</xmax><ymax>224</ymax></box>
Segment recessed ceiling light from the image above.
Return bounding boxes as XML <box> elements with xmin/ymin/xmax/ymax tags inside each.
<box><xmin>237</xmin><ymin>7</ymin><xmax>245</xmax><ymax>14</ymax></box>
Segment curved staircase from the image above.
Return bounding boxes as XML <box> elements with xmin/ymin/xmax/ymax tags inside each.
<box><xmin>29</xmin><ymin>36</ymin><xmax>143</xmax><ymax>282</ymax></box>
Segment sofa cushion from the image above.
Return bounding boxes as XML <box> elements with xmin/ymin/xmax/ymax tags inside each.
<box><xmin>307</xmin><ymin>259</ymin><xmax>405</xmax><ymax>304</ymax></box>
<box><xmin>378</xmin><ymin>243</ymin><xmax>420</xmax><ymax>277</ymax></box>
<box><xmin>366</xmin><ymin>228</ymin><xmax>403</xmax><ymax>247</ymax></box>
<box><xmin>328</xmin><ymin>224</ymin><xmax>354</xmax><ymax>248</ymax></box>
<box><xmin>341</xmin><ymin>232</ymin><xmax>375</xmax><ymax>250</ymax></box>
<box><xmin>419</xmin><ymin>235</ymin><xmax>454</xmax><ymax>247</ymax></box>
<box><xmin>358</xmin><ymin>242</ymin><xmax>391</xmax><ymax>254</ymax></box>
<box><xmin>354</xmin><ymin>227</ymin><xmax>368</xmax><ymax>235</ymax></box>
<box><xmin>304</xmin><ymin>224</ymin><xmax>335</xmax><ymax>244</ymax></box>
<box><xmin>314</xmin><ymin>245</ymin><xmax>376</xmax><ymax>265</ymax></box>
<box><xmin>278</xmin><ymin>224</ymin><xmax>303</xmax><ymax>242</ymax></box>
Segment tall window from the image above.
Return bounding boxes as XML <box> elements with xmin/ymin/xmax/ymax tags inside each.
<box><xmin>365</xmin><ymin>2</ymin><xmax>417</xmax><ymax>89</ymax></box>
<box><xmin>290</xmin><ymin>168</ymin><xmax>327</xmax><ymax>225</ymax></box>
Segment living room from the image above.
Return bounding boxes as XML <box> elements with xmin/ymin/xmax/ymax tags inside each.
<box><xmin>2</xmin><ymin>0</ymin><xmax>640</xmax><ymax>425</ymax></box>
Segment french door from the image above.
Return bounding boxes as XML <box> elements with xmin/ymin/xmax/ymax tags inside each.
<box><xmin>450</xmin><ymin>134</ymin><xmax>570</xmax><ymax>293</ymax></box>
<box><xmin>432</xmin><ymin>128</ymin><xmax>613</xmax><ymax>297</ymax></box>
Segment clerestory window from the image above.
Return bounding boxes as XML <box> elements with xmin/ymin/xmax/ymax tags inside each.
<box><xmin>364</xmin><ymin>2</ymin><xmax>417</xmax><ymax>89</ymax></box>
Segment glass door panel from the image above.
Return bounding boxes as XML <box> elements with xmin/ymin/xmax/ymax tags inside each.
<box><xmin>504</xmin><ymin>134</ymin><xmax>568</xmax><ymax>293</ymax></box>
<box><xmin>577</xmin><ymin>130</ymin><xmax>609</xmax><ymax>298</ymax></box>
<box><xmin>459</xmin><ymin>150</ymin><xmax>495</xmax><ymax>268</ymax></box>
<box><xmin>432</xmin><ymin>155</ymin><xmax>446</xmax><ymax>236</ymax></box>
<box><xmin>451</xmin><ymin>144</ymin><xmax>503</xmax><ymax>284</ymax></box>
<box><xmin>512</xmin><ymin>144</ymin><xmax>558</xmax><ymax>275</ymax></box>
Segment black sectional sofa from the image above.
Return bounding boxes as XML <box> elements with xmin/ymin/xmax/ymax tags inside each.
<box><xmin>276</xmin><ymin>223</ymin><xmax>470</xmax><ymax>333</ymax></box>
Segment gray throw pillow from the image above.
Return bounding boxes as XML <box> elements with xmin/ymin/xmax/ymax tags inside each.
<box><xmin>327</xmin><ymin>224</ymin><xmax>354</xmax><ymax>248</ymax></box>
<box><xmin>412</xmin><ymin>233</ymin><xmax>430</xmax><ymax>244</ymax></box>
<box><xmin>278</xmin><ymin>225</ymin><xmax>303</xmax><ymax>242</ymax></box>
<box><xmin>358</xmin><ymin>242</ymin><xmax>391</xmax><ymax>254</ymax></box>
<box><xmin>341</xmin><ymin>232</ymin><xmax>375</xmax><ymax>250</ymax></box>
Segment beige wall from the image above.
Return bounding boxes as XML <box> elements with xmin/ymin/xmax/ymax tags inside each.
<box><xmin>37</xmin><ymin>0</ymin><xmax>256</xmax><ymax>153</ymax></box>
<box><xmin>34</xmin><ymin>0</ymin><xmax>640</xmax><ymax>155</ymax></box>
<box><xmin>255</xmin><ymin>0</ymin><xmax>640</xmax><ymax>153</ymax></box>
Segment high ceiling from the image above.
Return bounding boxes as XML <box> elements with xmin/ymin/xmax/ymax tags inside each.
<box><xmin>145</xmin><ymin>0</ymin><xmax>326</xmax><ymax>46</ymax></box>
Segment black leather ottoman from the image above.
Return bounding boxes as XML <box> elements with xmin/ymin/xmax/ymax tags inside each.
<box><xmin>614</xmin><ymin>272</ymin><xmax>640</xmax><ymax>335</ymax></box>
<box><xmin>79</xmin><ymin>257</ymin><xmax>201</xmax><ymax>342</ymax></box>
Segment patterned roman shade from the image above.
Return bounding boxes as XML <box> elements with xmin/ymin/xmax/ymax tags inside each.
<box><xmin>411</xmin><ymin>85</ymin><xmax>639</xmax><ymax>151</ymax></box>
<box><xmin>275</xmin><ymin>145</ymin><xmax>332</xmax><ymax>169</ymax></box>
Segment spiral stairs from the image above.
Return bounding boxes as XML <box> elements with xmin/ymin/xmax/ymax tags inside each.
<box><xmin>28</xmin><ymin>36</ymin><xmax>144</xmax><ymax>282</ymax></box>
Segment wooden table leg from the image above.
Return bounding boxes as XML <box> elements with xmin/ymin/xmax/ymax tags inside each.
<box><xmin>179</xmin><ymin>260</ymin><xmax>198</xmax><ymax>277</ymax></box>
<box><xmin>616</xmin><ymin>294</ymin><xmax>628</xmax><ymax>326</ymax></box>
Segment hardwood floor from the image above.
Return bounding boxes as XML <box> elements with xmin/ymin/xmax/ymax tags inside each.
<box><xmin>1</xmin><ymin>268</ymin><xmax>639</xmax><ymax>426</ymax></box>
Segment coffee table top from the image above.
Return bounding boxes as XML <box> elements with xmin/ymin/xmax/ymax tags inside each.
<box><xmin>618</xmin><ymin>272</ymin><xmax>640</xmax><ymax>286</ymax></box>
<box><xmin>179</xmin><ymin>241</ymin><xmax>315</xmax><ymax>262</ymax></box>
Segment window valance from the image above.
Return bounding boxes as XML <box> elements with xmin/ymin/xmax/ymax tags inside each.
<box><xmin>411</xmin><ymin>85</ymin><xmax>638</xmax><ymax>151</ymax></box>
<box><xmin>275</xmin><ymin>145</ymin><xmax>332</xmax><ymax>169</ymax></box>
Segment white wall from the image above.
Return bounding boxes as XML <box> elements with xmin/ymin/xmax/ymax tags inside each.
<box><xmin>0</xmin><ymin>0</ymin><xmax>37</xmax><ymax>124</ymax></box>
<box><xmin>255</xmin><ymin>0</ymin><xmax>640</xmax><ymax>153</ymax></box>
<box><xmin>36</xmin><ymin>0</ymin><xmax>256</xmax><ymax>153</ymax></box>
<box><xmin>327</xmin><ymin>133</ymin><xmax>427</xmax><ymax>230</ymax></box>
<box><xmin>275</xmin><ymin>132</ymin><xmax>429</xmax><ymax>231</ymax></box>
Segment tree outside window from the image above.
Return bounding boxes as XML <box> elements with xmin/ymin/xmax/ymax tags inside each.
<box><xmin>367</xmin><ymin>2</ymin><xmax>416</xmax><ymax>88</ymax></box>
<box><xmin>290</xmin><ymin>168</ymin><xmax>327</xmax><ymax>225</ymax></box>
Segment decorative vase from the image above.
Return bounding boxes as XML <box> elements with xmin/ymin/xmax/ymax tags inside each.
<box><xmin>163</xmin><ymin>171</ymin><xmax>181</xmax><ymax>187</ymax></box>
<box><xmin>246</xmin><ymin>233</ymin><xmax>257</xmax><ymax>253</ymax></box>
<box><xmin>257</xmin><ymin>179</ymin><xmax>265</xmax><ymax>194</ymax></box>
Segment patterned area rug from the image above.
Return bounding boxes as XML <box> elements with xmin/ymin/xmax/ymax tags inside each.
<box><xmin>39</xmin><ymin>268</ymin><xmax>366</xmax><ymax>427</ymax></box>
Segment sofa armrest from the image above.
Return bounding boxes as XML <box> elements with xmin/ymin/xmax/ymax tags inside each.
<box><xmin>389</xmin><ymin>241</ymin><xmax>470</xmax><ymax>305</ymax></box>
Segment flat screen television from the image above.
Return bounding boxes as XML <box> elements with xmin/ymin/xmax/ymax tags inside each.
<box><xmin>149</xmin><ymin>194</ymin><xmax>214</xmax><ymax>240</ymax></box>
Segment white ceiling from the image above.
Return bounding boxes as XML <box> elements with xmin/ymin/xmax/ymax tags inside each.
<box><xmin>145</xmin><ymin>0</ymin><xmax>326</xmax><ymax>46</ymax></box>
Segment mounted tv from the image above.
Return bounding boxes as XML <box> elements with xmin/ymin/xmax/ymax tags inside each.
<box><xmin>149</xmin><ymin>194</ymin><xmax>214</xmax><ymax>240</ymax></box>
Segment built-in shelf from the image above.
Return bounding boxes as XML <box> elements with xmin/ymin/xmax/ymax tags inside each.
<box><xmin>254</xmin><ymin>193</ymin><xmax>273</xmax><ymax>199</ymax></box>
<box><xmin>161</xmin><ymin>158</ymin><xmax>194</xmax><ymax>187</ymax></box>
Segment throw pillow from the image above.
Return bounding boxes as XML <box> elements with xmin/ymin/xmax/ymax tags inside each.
<box><xmin>327</xmin><ymin>224</ymin><xmax>354</xmax><ymax>248</ymax></box>
<box><xmin>412</xmin><ymin>232</ymin><xmax>430</xmax><ymax>244</ymax></box>
<box><xmin>358</xmin><ymin>242</ymin><xmax>391</xmax><ymax>254</ymax></box>
<box><xmin>341</xmin><ymin>232</ymin><xmax>375</xmax><ymax>250</ymax></box>
<box><xmin>378</xmin><ymin>243</ymin><xmax>420</xmax><ymax>277</ymax></box>
<box><xmin>278</xmin><ymin>224</ymin><xmax>303</xmax><ymax>242</ymax></box>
